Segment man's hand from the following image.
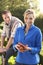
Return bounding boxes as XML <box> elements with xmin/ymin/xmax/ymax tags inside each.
<box><xmin>0</xmin><ymin>47</ymin><xmax>6</xmax><ymax>53</ymax></box>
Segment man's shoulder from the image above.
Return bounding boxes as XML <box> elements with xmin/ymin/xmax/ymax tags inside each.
<box><xmin>11</xmin><ymin>16</ymin><xmax>24</xmax><ymax>26</ymax></box>
<box><xmin>11</xmin><ymin>16</ymin><xmax>21</xmax><ymax>21</ymax></box>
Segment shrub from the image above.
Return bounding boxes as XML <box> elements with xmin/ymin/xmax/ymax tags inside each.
<box><xmin>35</xmin><ymin>15</ymin><xmax>43</xmax><ymax>33</ymax></box>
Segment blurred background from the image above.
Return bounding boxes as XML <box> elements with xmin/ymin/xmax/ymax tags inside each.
<box><xmin>0</xmin><ymin>0</ymin><xmax>43</xmax><ymax>65</ymax></box>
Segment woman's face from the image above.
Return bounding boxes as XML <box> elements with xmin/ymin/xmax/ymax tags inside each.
<box><xmin>24</xmin><ymin>13</ymin><xmax>34</xmax><ymax>26</ymax></box>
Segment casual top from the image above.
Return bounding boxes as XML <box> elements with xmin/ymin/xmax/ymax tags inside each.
<box><xmin>1</xmin><ymin>16</ymin><xmax>24</xmax><ymax>39</ymax></box>
<box><xmin>13</xmin><ymin>24</ymin><xmax>42</xmax><ymax>64</ymax></box>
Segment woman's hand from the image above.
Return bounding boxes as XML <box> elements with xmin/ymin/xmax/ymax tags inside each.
<box><xmin>18</xmin><ymin>43</ymin><xmax>31</xmax><ymax>52</ymax></box>
<box><xmin>14</xmin><ymin>43</ymin><xmax>25</xmax><ymax>52</ymax></box>
<box><xmin>15</xmin><ymin>42</ymin><xmax>31</xmax><ymax>52</ymax></box>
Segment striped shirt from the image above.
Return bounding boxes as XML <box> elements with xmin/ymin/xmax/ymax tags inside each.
<box><xmin>1</xmin><ymin>16</ymin><xmax>24</xmax><ymax>39</ymax></box>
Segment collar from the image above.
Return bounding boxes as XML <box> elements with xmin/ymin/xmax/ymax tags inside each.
<box><xmin>22</xmin><ymin>24</ymin><xmax>34</xmax><ymax>31</ymax></box>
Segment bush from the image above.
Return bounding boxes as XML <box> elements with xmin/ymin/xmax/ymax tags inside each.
<box><xmin>34</xmin><ymin>15</ymin><xmax>43</xmax><ymax>33</ymax></box>
<box><xmin>9</xmin><ymin>6</ymin><xmax>27</xmax><ymax>22</ymax></box>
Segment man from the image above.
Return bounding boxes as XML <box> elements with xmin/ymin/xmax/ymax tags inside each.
<box><xmin>13</xmin><ymin>9</ymin><xmax>42</xmax><ymax>65</ymax></box>
<box><xmin>0</xmin><ymin>10</ymin><xmax>24</xmax><ymax>65</ymax></box>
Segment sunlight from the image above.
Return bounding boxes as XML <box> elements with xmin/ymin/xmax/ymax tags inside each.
<box><xmin>39</xmin><ymin>0</ymin><xmax>43</xmax><ymax>13</ymax></box>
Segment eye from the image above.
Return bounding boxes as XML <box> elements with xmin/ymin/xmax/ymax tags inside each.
<box><xmin>5</xmin><ymin>16</ymin><xmax>9</xmax><ymax>19</ymax></box>
<box><xmin>29</xmin><ymin>18</ymin><xmax>33</xmax><ymax>20</ymax></box>
<box><xmin>25</xmin><ymin>17</ymin><xmax>28</xmax><ymax>19</ymax></box>
<box><xmin>7</xmin><ymin>16</ymin><xmax>9</xmax><ymax>18</ymax></box>
<box><xmin>5</xmin><ymin>17</ymin><xmax>6</xmax><ymax>19</ymax></box>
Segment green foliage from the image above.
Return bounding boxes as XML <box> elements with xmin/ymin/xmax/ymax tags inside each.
<box><xmin>0</xmin><ymin>26</ymin><xmax>3</xmax><ymax>29</ymax></box>
<box><xmin>39</xmin><ymin>41</ymin><xmax>43</xmax><ymax>65</ymax></box>
<box><xmin>34</xmin><ymin>15</ymin><xmax>43</xmax><ymax>33</ymax></box>
<box><xmin>10</xmin><ymin>6</ymin><xmax>27</xmax><ymax>22</ymax></box>
<box><xmin>0</xmin><ymin>0</ymin><xmax>39</xmax><ymax>22</ymax></box>
<box><xmin>0</xmin><ymin>0</ymin><xmax>29</xmax><ymax>22</ymax></box>
<box><xmin>8</xmin><ymin>56</ymin><xmax>16</xmax><ymax>65</ymax></box>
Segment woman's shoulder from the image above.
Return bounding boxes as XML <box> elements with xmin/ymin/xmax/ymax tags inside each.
<box><xmin>17</xmin><ymin>26</ymin><xmax>24</xmax><ymax>31</ymax></box>
<box><xmin>34</xmin><ymin>25</ymin><xmax>42</xmax><ymax>34</ymax></box>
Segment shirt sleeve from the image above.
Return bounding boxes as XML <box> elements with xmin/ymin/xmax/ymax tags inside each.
<box><xmin>1</xmin><ymin>24</ymin><xmax>6</xmax><ymax>37</ymax></box>
<box><xmin>30</xmin><ymin>30</ymin><xmax>42</xmax><ymax>54</ymax></box>
<box><xmin>11</xmin><ymin>23</ymin><xmax>21</xmax><ymax>38</ymax></box>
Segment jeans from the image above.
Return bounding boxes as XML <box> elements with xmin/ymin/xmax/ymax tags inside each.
<box><xmin>5</xmin><ymin>46</ymin><xmax>17</xmax><ymax>65</ymax></box>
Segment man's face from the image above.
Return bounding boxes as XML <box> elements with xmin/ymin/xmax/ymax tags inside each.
<box><xmin>24</xmin><ymin>13</ymin><xmax>35</xmax><ymax>26</ymax></box>
<box><xmin>2</xmin><ymin>13</ymin><xmax>11</xmax><ymax>24</ymax></box>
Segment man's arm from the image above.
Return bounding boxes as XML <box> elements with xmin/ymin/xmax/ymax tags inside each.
<box><xmin>6</xmin><ymin>37</ymin><xmax>13</xmax><ymax>50</ymax></box>
<box><xmin>6</xmin><ymin>23</ymin><xmax>22</xmax><ymax>50</ymax></box>
<box><xmin>1</xmin><ymin>36</ymin><xmax>5</xmax><ymax>48</ymax></box>
<box><xmin>1</xmin><ymin>23</ymin><xmax>6</xmax><ymax>47</ymax></box>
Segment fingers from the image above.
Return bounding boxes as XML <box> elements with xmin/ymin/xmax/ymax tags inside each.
<box><xmin>18</xmin><ymin>43</ymin><xmax>26</xmax><ymax>49</ymax></box>
<box><xmin>18</xmin><ymin>43</ymin><xmax>31</xmax><ymax>51</ymax></box>
<box><xmin>0</xmin><ymin>48</ymin><xmax>6</xmax><ymax>53</ymax></box>
<box><xmin>15</xmin><ymin>44</ymin><xmax>25</xmax><ymax>52</ymax></box>
<box><xmin>15</xmin><ymin>44</ymin><xmax>21</xmax><ymax>51</ymax></box>
<box><xmin>15</xmin><ymin>43</ymin><xmax>31</xmax><ymax>52</ymax></box>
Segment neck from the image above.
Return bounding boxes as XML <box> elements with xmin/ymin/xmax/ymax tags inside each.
<box><xmin>25</xmin><ymin>24</ymin><xmax>31</xmax><ymax>33</ymax></box>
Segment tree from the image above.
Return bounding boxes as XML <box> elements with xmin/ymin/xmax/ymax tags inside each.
<box><xmin>0</xmin><ymin>0</ymin><xmax>40</xmax><ymax>22</ymax></box>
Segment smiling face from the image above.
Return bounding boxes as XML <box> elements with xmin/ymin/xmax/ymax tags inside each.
<box><xmin>2</xmin><ymin>11</ymin><xmax>11</xmax><ymax>24</ymax></box>
<box><xmin>23</xmin><ymin>9</ymin><xmax>35</xmax><ymax>26</ymax></box>
<box><xmin>24</xmin><ymin>13</ymin><xmax>35</xmax><ymax>26</ymax></box>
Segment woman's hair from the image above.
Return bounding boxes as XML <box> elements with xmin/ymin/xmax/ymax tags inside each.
<box><xmin>23</xmin><ymin>9</ymin><xmax>35</xmax><ymax>18</ymax></box>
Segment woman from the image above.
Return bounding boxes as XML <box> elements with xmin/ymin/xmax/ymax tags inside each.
<box><xmin>13</xmin><ymin>9</ymin><xmax>42</xmax><ymax>65</ymax></box>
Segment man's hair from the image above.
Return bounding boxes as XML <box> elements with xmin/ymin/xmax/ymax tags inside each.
<box><xmin>23</xmin><ymin>9</ymin><xmax>35</xmax><ymax>18</ymax></box>
<box><xmin>2</xmin><ymin>10</ymin><xmax>11</xmax><ymax>15</ymax></box>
